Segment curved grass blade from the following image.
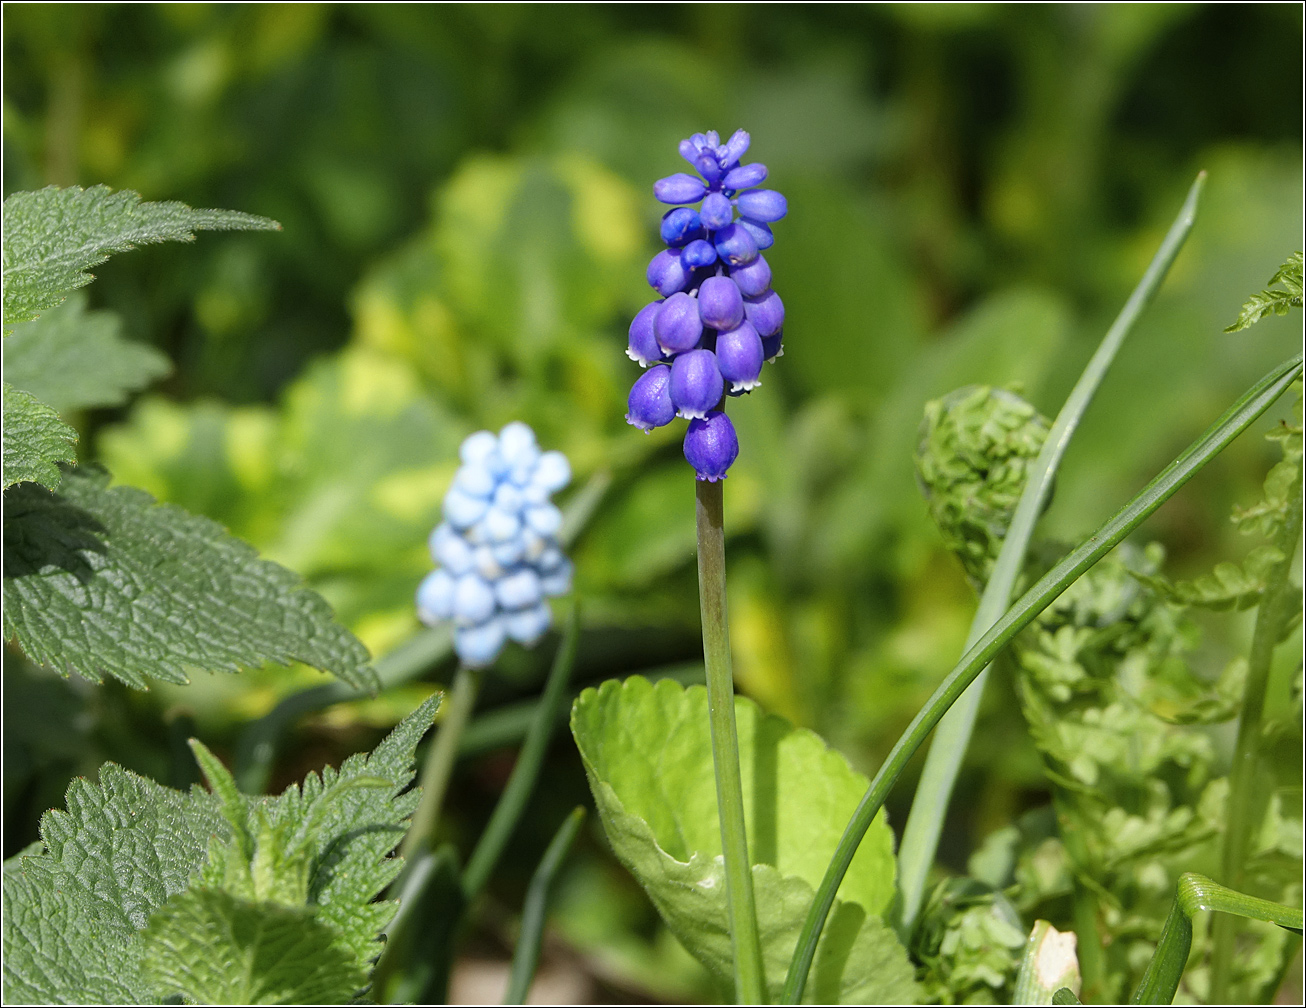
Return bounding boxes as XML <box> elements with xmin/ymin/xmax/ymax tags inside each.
<box><xmin>781</xmin><ymin>352</ymin><xmax>1303</xmax><ymax>1003</ymax></box>
<box><xmin>503</xmin><ymin>807</ymin><xmax>587</xmax><ymax>1005</ymax></box>
<box><xmin>1133</xmin><ymin>873</ymin><xmax>1303</xmax><ymax>1005</ymax></box>
<box><xmin>462</xmin><ymin>602</ymin><xmax>581</xmax><ymax>897</ymax></box>
<box><xmin>897</xmin><ymin>172</ymin><xmax>1207</xmax><ymax>932</ymax></box>
<box><xmin>1054</xmin><ymin>988</ymin><xmax>1084</xmax><ymax>1005</ymax></box>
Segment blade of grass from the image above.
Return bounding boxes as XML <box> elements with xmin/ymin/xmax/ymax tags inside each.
<box><xmin>1132</xmin><ymin>873</ymin><xmax>1304</xmax><ymax>1005</ymax></box>
<box><xmin>503</xmin><ymin>807</ymin><xmax>587</xmax><ymax>1005</ymax></box>
<box><xmin>462</xmin><ymin>602</ymin><xmax>582</xmax><ymax>898</ymax></box>
<box><xmin>897</xmin><ymin>172</ymin><xmax>1207</xmax><ymax>935</ymax></box>
<box><xmin>781</xmin><ymin>352</ymin><xmax>1303</xmax><ymax>1003</ymax></box>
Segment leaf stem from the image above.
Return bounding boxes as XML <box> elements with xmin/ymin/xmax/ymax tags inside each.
<box><xmin>696</xmin><ymin>477</ymin><xmax>767</xmax><ymax>1004</ymax></box>
<box><xmin>896</xmin><ymin>171</ymin><xmax>1206</xmax><ymax>934</ymax></box>
<box><xmin>780</xmin><ymin>352</ymin><xmax>1303</xmax><ymax>1003</ymax></box>
<box><xmin>504</xmin><ymin>807</ymin><xmax>587</xmax><ymax>1004</ymax></box>
<box><xmin>1210</xmin><ymin>436</ymin><xmax>1303</xmax><ymax>1000</ymax></box>
<box><xmin>400</xmin><ymin>663</ymin><xmax>481</xmax><ymax>861</ymax></box>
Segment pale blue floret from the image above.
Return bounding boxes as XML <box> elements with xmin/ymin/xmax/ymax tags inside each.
<box><xmin>418</xmin><ymin>422</ymin><xmax>575</xmax><ymax>668</ymax></box>
<box><xmin>505</xmin><ymin>603</ymin><xmax>552</xmax><ymax>645</ymax></box>
<box><xmin>453</xmin><ymin>572</ymin><xmax>496</xmax><ymax>625</ymax></box>
<box><xmin>525</xmin><ymin>503</ymin><xmax>563</xmax><ymax>537</ymax></box>
<box><xmin>533</xmin><ymin>451</ymin><xmax>571</xmax><ymax>492</ymax></box>
<box><xmin>456</xmin><ymin>618</ymin><xmax>508</xmax><ymax>667</ymax></box>
<box><xmin>430</xmin><ymin>523</ymin><xmax>475</xmax><ymax>574</ymax></box>
<box><xmin>539</xmin><ymin>557</ymin><xmax>573</xmax><ymax>597</ymax></box>
<box><xmin>444</xmin><ymin>487</ymin><xmax>489</xmax><ymax>529</ymax></box>
<box><xmin>496</xmin><ymin>567</ymin><xmax>543</xmax><ymax>609</ymax></box>
<box><xmin>483</xmin><ymin>506</ymin><xmax>522</xmax><ymax>542</ymax></box>
<box><xmin>417</xmin><ymin>568</ymin><xmax>456</xmax><ymax>623</ymax></box>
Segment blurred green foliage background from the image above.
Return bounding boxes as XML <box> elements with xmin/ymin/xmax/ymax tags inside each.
<box><xmin>3</xmin><ymin>3</ymin><xmax>1301</xmax><ymax>1001</ymax></box>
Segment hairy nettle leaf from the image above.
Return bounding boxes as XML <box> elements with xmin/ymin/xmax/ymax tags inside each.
<box><xmin>3</xmin><ymin>465</ymin><xmax>378</xmax><ymax>691</ymax></box>
<box><xmin>2</xmin><ymin>383</ymin><xmax>77</xmax><ymax>491</ymax></box>
<box><xmin>2</xmin><ymin>696</ymin><xmax>437</xmax><ymax>1005</ymax></box>
<box><xmin>2</xmin><ymin>292</ymin><xmax>170</xmax><ymax>413</ymax></box>
<box><xmin>571</xmin><ymin>676</ymin><xmax>918</xmax><ymax>1004</ymax></box>
<box><xmin>1</xmin><ymin>184</ymin><xmax>279</xmax><ymax>330</ymax></box>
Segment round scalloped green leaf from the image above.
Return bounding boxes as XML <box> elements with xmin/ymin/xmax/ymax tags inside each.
<box><xmin>571</xmin><ymin>676</ymin><xmax>918</xmax><ymax>1004</ymax></box>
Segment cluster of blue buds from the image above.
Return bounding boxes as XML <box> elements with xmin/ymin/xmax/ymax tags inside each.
<box><xmin>625</xmin><ymin>129</ymin><xmax>786</xmax><ymax>481</ymax></box>
<box><xmin>417</xmin><ymin>423</ymin><xmax>573</xmax><ymax>668</ymax></box>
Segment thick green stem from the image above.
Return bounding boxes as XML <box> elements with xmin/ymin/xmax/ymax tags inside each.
<box><xmin>1211</xmin><ymin>453</ymin><xmax>1303</xmax><ymax>1000</ymax></box>
<box><xmin>400</xmin><ymin>664</ymin><xmax>481</xmax><ymax>861</ymax></box>
<box><xmin>896</xmin><ymin>172</ymin><xmax>1206</xmax><ymax>935</ymax></box>
<box><xmin>696</xmin><ymin>477</ymin><xmax>767</xmax><ymax>1004</ymax></box>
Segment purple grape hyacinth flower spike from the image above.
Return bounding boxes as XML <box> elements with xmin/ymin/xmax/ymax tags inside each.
<box><xmin>626</xmin><ymin>128</ymin><xmax>786</xmax><ymax>480</ymax></box>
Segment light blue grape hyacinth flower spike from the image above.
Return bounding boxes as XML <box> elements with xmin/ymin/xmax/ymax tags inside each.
<box><xmin>417</xmin><ymin>422</ymin><xmax>573</xmax><ymax>667</ymax></box>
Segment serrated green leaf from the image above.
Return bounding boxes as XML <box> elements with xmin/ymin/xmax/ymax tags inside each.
<box><xmin>2</xmin><ymin>383</ymin><xmax>77</xmax><ymax>490</ymax></box>
<box><xmin>570</xmin><ymin>677</ymin><xmax>917</xmax><ymax>1004</ymax></box>
<box><xmin>2</xmin><ymin>465</ymin><xmax>377</xmax><ymax>690</ymax></box>
<box><xmin>1225</xmin><ymin>251</ymin><xmax>1304</xmax><ymax>332</ymax></box>
<box><xmin>2</xmin><ymin>292</ymin><xmax>170</xmax><ymax>412</ymax></box>
<box><xmin>2</xmin><ymin>185</ymin><xmax>279</xmax><ymax>330</ymax></box>
<box><xmin>1</xmin><ymin>696</ymin><xmax>437</xmax><ymax>1005</ymax></box>
<box><xmin>141</xmin><ymin>889</ymin><xmax>367</xmax><ymax>1005</ymax></box>
<box><xmin>1</xmin><ymin>763</ymin><xmax>227</xmax><ymax>1004</ymax></box>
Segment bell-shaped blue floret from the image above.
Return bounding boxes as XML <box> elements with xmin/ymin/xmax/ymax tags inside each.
<box><xmin>660</xmin><ymin>207</ymin><xmax>701</xmax><ymax>246</ymax></box>
<box><xmin>736</xmin><ymin>219</ymin><xmax>774</xmax><ymax>251</ymax></box>
<box><xmin>525</xmin><ymin>503</ymin><xmax>563</xmax><ymax>537</ymax></box>
<box><xmin>455</xmin><ymin>617</ymin><xmax>508</xmax><ymax>668</ymax></box>
<box><xmin>655</xmin><ymin>293</ymin><xmax>704</xmax><ymax>354</ymax></box>
<box><xmin>533</xmin><ymin>451</ymin><xmax>571</xmax><ymax>493</ymax></box>
<box><xmin>539</xmin><ymin>556</ymin><xmax>574</xmax><ymax>597</ymax></box>
<box><xmin>482</xmin><ymin>506</ymin><xmax>522</xmax><ymax>543</ymax></box>
<box><xmin>698</xmin><ymin>276</ymin><xmax>745</xmax><ymax>331</ymax></box>
<box><xmin>417</xmin><ymin>568</ymin><xmax>457</xmax><ymax>624</ymax></box>
<box><xmin>680</xmin><ymin>239</ymin><xmax>718</xmax><ymax>269</ymax></box>
<box><xmin>743</xmin><ymin>289</ymin><xmax>784</xmax><ymax>337</ymax></box>
<box><xmin>499</xmin><ymin>422</ymin><xmax>538</xmax><ymax>468</ymax></box>
<box><xmin>653</xmin><ymin>173</ymin><xmax>708</xmax><ymax>205</ymax></box>
<box><xmin>728</xmin><ymin>255</ymin><xmax>771</xmax><ymax>297</ymax></box>
<box><xmin>700</xmin><ymin>192</ymin><xmax>734</xmax><ymax>230</ymax></box>
<box><xmin>647</xmin><ymin>249</ymin><xmax>691</xmax><ymax>297</ymax></box>
<box><xmin>460</xmin><ymin>430</ymin><xmax>498</xmax><ymax>466</ymax></box>
<box><xmin>473</xmin><ymin>544</ymin><xmax>504</xmax><ymax>582</ymax></box>
<box><xmin>444</xmin><ymin>486</ymin><xmax>489</xmax><ymax>529</ymax></box>
<box><xmin>683</xmin><ymin>410</ymin><xmax>739</xmax><ymax>482</ymax></box>
<box><xmin>713</xmin><ymin>223</ymin><xmax>759</xmax><ymax>267</ymax></box>
<box><xmin>670</xmin><ymin>349</ymin><xmax>724</xmax><ymax>420</ymax></box>
<box><xmin>736</xmin><ymin>189</ymin><xmax>788</xmax><ymax>222</ymax></box>
<box><xmin>430</xmin><ymin>522</ymin><xmax>475</xmax><ymax>574</ymax></box>
<box><xmin>716</xmin><ymin>321</ymin><xmax>764</xmax><ymax>393</ymax></box>
<box><xmin>724</xmin><ymin>163</ymin><xmax>767</xmax><ymax>190</ymax></box>
<box><xmin>505</xmin><ymin>603</ymin><xmax>553</xmax><ymax>646</ymax></box>
<box><xmin>492</xmin><ymin>537</ymin><xmax>525</xmax><ymax>568</ymax></box>
<box><xmin>626</xmin><ymin>364</ymin><xmax>676</xmax><ymax>431</ymax></box>
<box><xmin>493</xmin><ymin>482</ymin><xmax>522</xmax><ymax>513</ymax></box>
<box><xmin>453</xmin><ymin>462</ymin><xmax>496</xmax><ymax>498</ymax></box>
<box><xmin>720</xmin><ymin>129</ymin><xmax>750</xmax><ymax>169</ymax></box>
<box><xmin>762</xmin><ymin>330</ymin><xmax>784</xmax><ymax>361</ymax></box>
<box><xmin>627</xmin><ymin>300</ymin><xmax>666</xmax><ymax>367</ymax></box>
<box><xmin>496</xmin><ymin>567</ymin><xmax>543</xmax><ymax>610</ymax></box>
<box><xmin>453</xmin><ymin>572</ymin><xmax>496</xmax><ymax>625</ymax></box>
